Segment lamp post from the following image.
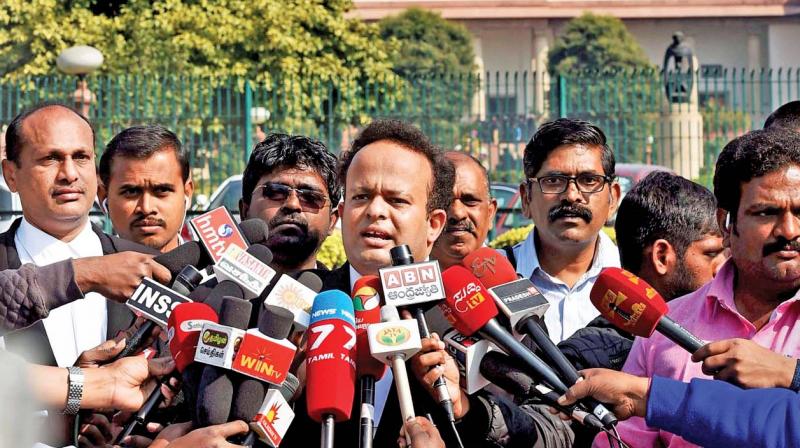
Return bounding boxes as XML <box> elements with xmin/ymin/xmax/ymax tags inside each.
<box><xmin>56</xmin><ymin>45</ymin><xmax>104</xmax><ymax>117</ymax></box>
<box><xmin>250</xmin><ymin>106</ymin><xmax>270</xmax><ymax>143</ymax></box>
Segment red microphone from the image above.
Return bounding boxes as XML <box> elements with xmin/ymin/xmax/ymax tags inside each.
<box><xmin>466</xmin><ymin>251</ymin><xmax>617</xmax><ymax>428</ymax></box>
<box><xmin>439</xmin><ymin>266</ymin><xmax>568</xmax><ymax>394</ymax></box>
<box><xmin>306</xmin><ymin>290</ymin><xmax>357</xmax><ymax>447</ymax></box>
<box><xmin>462</xmin><ymin>247</ymin><xmax>519</xmax><ymax>286</ymax></box>
<box><xmin>590</xmin><ymin>267</ymin><xmax>705</xmax><ymax>353</ymax></box>
<box><xmin>352</xmin><ymin>276</ymin><xmax>386</xmax><ymax>448</ymax></box>
<box><xmin>168</xmin><ymin>302</ymin><xmax>219</xmax><ymax>373</ymax></box>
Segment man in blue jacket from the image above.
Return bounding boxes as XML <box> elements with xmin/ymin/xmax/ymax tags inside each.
<box><xmin>556</xmin><ymin>367</ymin><xmax>800</xmax><ymax>448</ymax></box>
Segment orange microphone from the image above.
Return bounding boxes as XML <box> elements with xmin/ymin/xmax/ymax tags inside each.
<box><xmin>590</xmin><ymin>267</ymin><xmax>705</xmax><ymax>353</ymax></box>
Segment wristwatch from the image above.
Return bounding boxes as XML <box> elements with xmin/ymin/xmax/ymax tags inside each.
<box><xmin>63</xmin><ymin>366</ymin><xmax>84</xmax><ymax>415</ymax></box>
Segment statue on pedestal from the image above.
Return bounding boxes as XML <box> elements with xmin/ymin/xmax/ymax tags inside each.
<box><xmin>662</xmin><ymin>32</ymin><xmax>695</xmax><ymax>104</ymax></box>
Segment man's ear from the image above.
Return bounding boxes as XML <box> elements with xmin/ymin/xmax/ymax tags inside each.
<box><xmin>238</xmin><ymin>198</ymin><xmax>248</xmax><ymax>222</ymax></box>
<box><xmin>519</xmin><ymin>182</ymin><xmax>532</xmax><ymax>220</ymax></box>
<box><xmin>650</xmin><ymin>239</ymin><xmax>676</xmax><ymax>276</ymax></box>
<box><xmin>427</xmin><ymin>209</ymin><xmax>447</xmax><ymax>246</ymax></box>
<box><xmin>327</xmin><ymin>208</ymin><xmax>339</xmax><ymax>236</ymax></box>
<box><xmin>608</xmin><ymin>181</ymin><xmax>622</xmax><ymax>215</ymax></box>
<box><xmin>2</xmin><ymin>159</ymin><xmax>18</xmax><ymax>193</ymax></box>
<box><xmin>488</xmin><ymin>197</ymin><xmax>498</xmax><ymax>229</ymax></box>
<box><xmin>716</xmin><ymin>208</ymin><xmax>731</xmax><ymax>248</ymax></box>
<box><xmin>97</xmin><ymin>182</ymin><xmax>108</xmax><ymax>212</ymax></box>
<box><xmin>183</xmin><ymin>178</ymin><xmax>194</xmax><ymax>205</ymax></box>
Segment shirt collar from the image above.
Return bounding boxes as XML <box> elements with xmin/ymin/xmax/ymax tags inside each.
<box><xmin>17</xmin><ymin>217</ymin><xmax>100</xmax><ymax>263</ymax></box>
<box><xmin>705</xmin><ymin>258</ymin><xmax>800</xmax><ymax>312</ymax></box>
<box><xmin>515</xmin><ymin>227</ymin><xmax>620</xmax><ymax>279</ymax></box>
<box><xmin>349</xmin><ymin>263</ymin><xmax>363</xmax><ymax>293</ymax></box>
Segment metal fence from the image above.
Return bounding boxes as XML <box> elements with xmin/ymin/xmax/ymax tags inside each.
<box><xmin>1</xmin><ymin>68</ymin><xmax>798</xmax><ymax>195</ymax></box>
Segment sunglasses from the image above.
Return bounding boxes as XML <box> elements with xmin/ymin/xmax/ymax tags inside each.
<box><xmin>255</xmin><ymin>182</ymin><xmax>329</xmax><ymax>210</ymax></box>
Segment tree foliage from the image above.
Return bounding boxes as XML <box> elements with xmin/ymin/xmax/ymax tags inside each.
<box><xmin>0</xmin><ymin>0</ymin><xmax>394</xmax><ymax>83</ymax></box>
<box><xmin>548</xmin><ymin>13</ymin><xmax>652</xmax><ymax>76</ymax></box>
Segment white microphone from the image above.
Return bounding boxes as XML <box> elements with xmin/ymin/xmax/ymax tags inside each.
<box><xmin>367</xmin><ymin>305</ymin><xmax>421</xmax><ymax>424</ymax></box>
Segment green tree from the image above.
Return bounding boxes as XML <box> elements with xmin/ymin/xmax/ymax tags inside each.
<box><xmin>549</xmin><ymin>13</ymin><xmax>651</xmax><ymax>75</ymax></box>
<box><xmin>548</xmin><ymin>13</ymin><xmax>657</xmax><ymax>163</ymax></box>
<box><xmin>378</xmin><ymin>8</ymin><xmax>476</xmax><ymax>147</ymax></box>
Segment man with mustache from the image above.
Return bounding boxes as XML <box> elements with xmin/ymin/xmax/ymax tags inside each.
<box><xmin>98</xmin><ymin>125</ymin><xmax>193</xmax><ymax>252</ymax></box>
<box><xmin>431</xmin><ymin>151</ymin><xmax>497</xmax><ymax>269</ymax></box>
<box><xmin>239</xmin><ymin>133</ymin><xmax>339</xmax><ymax>274</ymax></box>
<box><xmin>510</xmin><ymin>118</ymin><xmax>622</xmax><ymax>343</ymax></box>
<box><xmin>0</xmin><ymin>104</ymin><xmax>167</xmax><ymax>369</ymax></box>
<box><xmin>595</xmin><ymin>128</ymin><xmax>800</xmax><ymax>448</ymax></box>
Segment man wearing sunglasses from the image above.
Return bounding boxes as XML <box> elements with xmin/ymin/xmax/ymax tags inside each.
<box><xmin>512</xmin><ymin>118</ymin><xmax>622</xmax><ymax>344</ymax></box>
<box><xmin>239</xmin><ymin>133</ymin><xmax>340</xmax><ymax>274</ymax></box>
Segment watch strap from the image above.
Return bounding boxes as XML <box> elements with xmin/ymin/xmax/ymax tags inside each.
<box><xmin>63</xmin><ymin>366</ymin><xmax>84</xmax><ymax>415</ymax></box>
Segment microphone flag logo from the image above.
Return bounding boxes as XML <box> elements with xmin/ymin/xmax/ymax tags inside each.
<box><xmin>376</xmin><ymin>326</ymin><xmax>411</xmax><ymax>346</ymax></box>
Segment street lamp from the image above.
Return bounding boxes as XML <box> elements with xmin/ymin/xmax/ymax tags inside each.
<box><xmin>250</xmin><ymin>106</ymin><xmax>270</xmax><ymax>143</ymax></box>
<box><xmin>56</xmin><ymin>45</ymin><xmax>104</xmax><ymax>117</ymax></box>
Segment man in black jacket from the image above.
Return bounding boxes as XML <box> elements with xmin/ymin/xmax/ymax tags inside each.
<box><xmin>0</xmin><ymin>103</ymin><xmax>167</xmax><ymax>367</ymax></box>
<box><xmin>283</xmin><ymin>119</ymin><xmax>455</xmax><ymax>447</ymax></box>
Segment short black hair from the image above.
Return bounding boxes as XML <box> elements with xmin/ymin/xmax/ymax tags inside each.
<box><xmin>615</xmin><ymin>172</ymin><xmax>719</xmax><ymax>273</ymax></box>
<box><xmin>5</xmin><ymin>102</ymin><xmax>95</xmax><ymax>164</ymax></box>
<box><xmin>714</xmin><ymin>128</ymin><xmax>800</xmax><ymax>218</ymax></box>
<box><xmin>445</xmin><ymin>151</ymin><xmax>491</xmax><ymax>196</ymax></box>
<box><xmin>242</xmin><ymin>133</ymin><xmax>341</xmax><ymax>206</ymax></box>
<box><xmin>523</xmin><ymin>118</ymin><xmax>615</xmax><ymax>178</ymax></box>
<box><xmin>764</xmin><ymin>101</ymin><xmax>800</xmax><ymax>131</ymax></box>
<box><xmin>99</xmin><ymin>125</ymin><xmax>189</xmax><ymax>187</ymax></box>
<box><xmin>339</xmin><ymin>119</ymin><xmax>455</xmax><ymax>213</ymax></box>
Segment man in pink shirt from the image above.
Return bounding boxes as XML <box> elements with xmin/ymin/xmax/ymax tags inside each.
<box><xmin>595</xmin><ymin>128</ymin><xmax>800</xmax><ymax>448</ymax></box>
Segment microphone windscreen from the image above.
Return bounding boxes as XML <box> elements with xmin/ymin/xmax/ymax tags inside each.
<box><xmin>154</xmin><ymin>241</ymin><xmax>208</xmax><ymax>277</ymax></box>
<box><xmin>306</xmin><ymin>290</ymin><xmax>357</xmax><ymax>422</ymax></box>
<box><xmin>196</xmin><ymin>367</ymin><xmax>234</xmax><ymax>426</ymax></box>
<box><xmin>167</xmin><ymin>302</ymin><xmax>218</xmax><ymax>373</ymax></box>
<box><xmin>230</xmin><ymin>378</ymin><xmax>267</xmax><ymax>423</ymax></box>
<box><xmin>440</xmin><ymin>265</ymin><xmax>499</xmax><ymax>336</ymax></box>
<box><xmin>280</xmin><ymin>373</ymin><xmax>300</xmax><ymax>402</ymax></box>
<box><xmin>479</xmin><ymin>351</ymin><xmax>535</xmax><ymax>398</ymax></box>
<box><xmin>259</xmin><ymin>305</ymin><xmax>295</xmax><ymax>340</ymax></box>
<box><xmin>380</xmin><ymin>304</ymin><xmax>400</xmax><ymax>322</ymax></box>
<box><xmin>590</xmin><ymin>267</ymin><xmax>669</xmax><ymax>338</ymax></box>
<box><xmin>203</xmin><ymin>280</ymin><xmax>245</xmax><ymax>314</ymax></box>
<box><xmin>295</xmin><ymin>271</ymin><xmax>323</xmax><ymax>293</ymax></box>
<box><xmin>352</xmin><ymin>275</ymin><xmax>386</xmax><ymax>379</ymax></box>
<box><xmin>220</xmin><ymin>296</ymin><xmax>253</xmax><ymax>329</ymax></box>
<box><xmin>462</xmin><ymin>247</ymin><xmax>518</xmax><ymax>288</ymax></box>
<box><xmin>240</xmin><ymin>218</ymin><xmax>270</xmax><ymax>245</ymax></box>
<box><xmin>188</xmin><ymin>285</ymin><xmax>212</xmax><ymax>302</ymax></box>
<box><xmin>246</xmin><ymin>244</ymin><xmax>274</xmax><ymax>265</ymax></box>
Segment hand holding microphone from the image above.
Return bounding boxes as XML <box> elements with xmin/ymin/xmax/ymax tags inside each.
<box><xmin>408</xmin><ymin>332</ymin><xmax>470</xmax><ymax>420</ymax></box>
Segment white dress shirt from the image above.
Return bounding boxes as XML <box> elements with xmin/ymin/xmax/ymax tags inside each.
<box><xmin>348</xmin><ymin>264</ymin><xmax>394</xmax><ymax>428</ymax></box>
<box><xmin>15</xmin><ymin>217</ymin><xmax>107</xmax><ymax>367</ymax></box>
<box><xmin>511</xmin><ymin>229</ymin><xmax>620</xmax><ymax>344</ymax></box>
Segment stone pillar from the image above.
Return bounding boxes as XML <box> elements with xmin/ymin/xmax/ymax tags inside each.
<box><xmin>473</xmin><ymin>35</ymin><xmax>486</xmax><ymax>121</ymax></box>
<box><xmin>655</xmin><ymin>55</ymin><xmax>704</xmax><ymax>180</ymax></box>
<box><xmin>532</xmin><ymin>28</ymin><xmax>550</xmax><ymax>119</ymax></box>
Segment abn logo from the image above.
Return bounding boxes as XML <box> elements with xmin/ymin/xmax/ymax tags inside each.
<box><xmin>353</xmin><ymin>285</ymin><xmax>380</xmax><ymax>311</ymax></box>
<box><xmin>217</xmin><ymin>224</ymin><xmax>233</xmax><ymax>238</ymax></box>
<box><xmin>376</xmin><ymin>327</ymin><xmax>411</xmax><ymax>346</ymax></box>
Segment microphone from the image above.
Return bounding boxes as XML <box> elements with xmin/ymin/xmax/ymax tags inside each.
<box><xmin>251</xmin><ymin>373</ymin><xmax>300</xmax><ymax>447</ymax></box>
<box><xmin>382</xmin><ymin>245</ymin><xmax>455</xmax><ymax>424</ymax></box>
<box><xmin>352</xmin><ymin>276</ymin><xmax>386</xmax><ymax>448</ymax></box>
<box><xmin>196</xmin><ymin>296</ymin><xmax>252</xmax><ymax>427</ymax></box>
<box><xmin>213</xmin><ymin>244</ymin><xmax>277</xmax><ymax>299</ymax></box>
<box><xmin>443</xmin><ymin>329</ymin><xmax>497</xmax><ymax>394</ymax></box>
<box><xmin>154</xmin><ymin>241</ymin><xmax>211</xmax><ymax>278</ymax></box>
<box><xmin>190</xmin><ymin>206</ymin><xmax>252</xmax><ymax>263</ymax></box>
<box><xmin>368</xmin><ymin>305</ymin><xmax>421</xmax><ymax>426</ymax></box>
<box><xmin>231</xmin><ymin>305</ymin><xmax>296</xmax><ymax>447</ymax></box>
<box><xmin>171</xmin><ymin>265</ymin><xmax>204</xmax><ymax>297</ymax></box>
<box><xmin>232</xmin><ymin>305</ymin><xmax>297</xmax><ymax>385</ymax></box>
<box><xmin>239</xmin><ymin>218</ymin><xmax>270</xmax><ymax>246</ymax></box>
<box><xmin>306</xmin><ymin>290</ymin><xmax>358</xmax><ymax>448</ymax></box>
<box><xmin>113</xmin><ymin>301</ymin><xmax>219</xmax><ymax>444</ymax></box>
<box><xmin>590</xmin><ymin>267</ymin><xmax>706</xmax><ymax>353</ymax></box>
<box><xmin>478</xmin><ymin>351</ymin><xmax>604</xmax><ymax>430</ymax></box>
<box><xmin>262</xmin><ymin>271</ymin><xmax>323</xmax><ymax>330</ymax></box>
<box><xmin>439</xmin><ymin>266</ymin><xmax>568</xmax><ymax>395</ymax></box>
<box><xmin>464</xmin><ymin>248</ymin><xmax>616</xmax><ymax>427</ymax></box>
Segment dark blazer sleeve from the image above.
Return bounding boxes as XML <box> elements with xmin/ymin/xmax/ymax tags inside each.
<box><xmin>0</xmin><ymin>260</ymin><xmax>84</xmax><ymax>336</ymax></box>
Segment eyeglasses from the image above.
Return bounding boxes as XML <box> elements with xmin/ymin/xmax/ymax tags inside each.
<box><xmin>527</xmin><ymin>174</ymin><xmax>613</xmax><ymax>194</ymax></box>
<box><xmin>255</xmin><ymin>183</ymin><xmax>329</xmax><ymax>210</ymax></box>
